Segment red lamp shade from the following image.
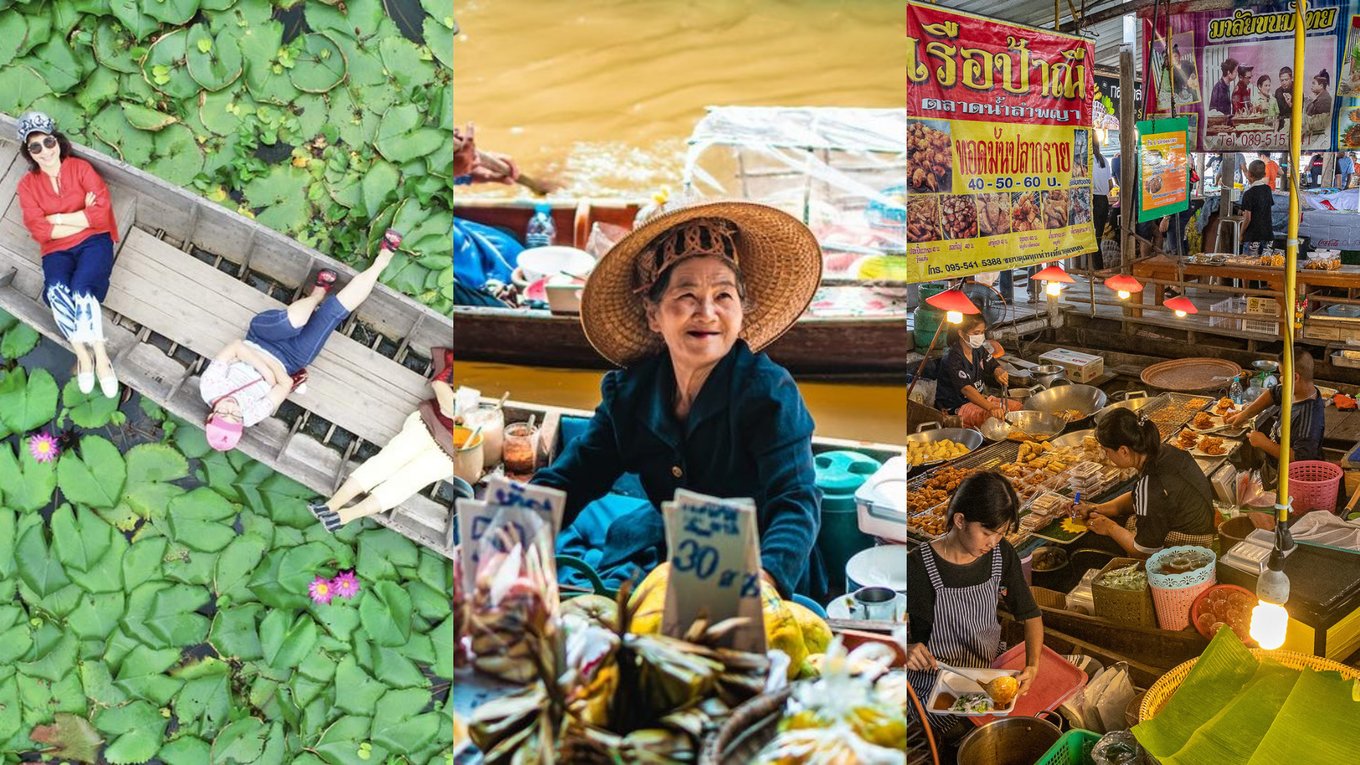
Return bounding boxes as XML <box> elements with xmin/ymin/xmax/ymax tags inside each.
<box><xmin>925</xmin><ymin>287</ymin><xmax>981</xmax><ymax>315</ymax></box>
<box><xmin>1164</xmin><ymin>296</ymin><xmax>1197</xmax><ymax>315</ymax></box>
<box><xmin>1103</xmin><ymin>274</ymin><xmax>1144</xmax><ymax>294</ymax></box>
<box><xmin>1032</xmin><ymin>263</ymin><xmax>1075</xmax><ymax>284</ymax></box>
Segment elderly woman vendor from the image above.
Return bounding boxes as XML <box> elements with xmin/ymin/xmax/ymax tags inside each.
<box><xmin>532</xmin><ymin>200</ymin><xmax>825</xmax><ymax>598</ymax></box>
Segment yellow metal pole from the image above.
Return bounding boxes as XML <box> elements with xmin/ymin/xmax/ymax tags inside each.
<box><xmin>1279</xmin><ymin>0</ymin><xmax>1306</xmax><ymax>519</ymax></box>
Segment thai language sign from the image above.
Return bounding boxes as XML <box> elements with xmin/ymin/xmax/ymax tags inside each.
<box><xmin>906</xmin><ymin>2</ymin><xmax>1096</xmax><ymax>283</ymax></box>
<box><xmin>1137</xmin><ymin>118</ymin><xmax>1191</xmax><ymax>223</ymax></box>
<box><xmin>1141</xmin><ymin>1</ymin><xmax>1351</xmax><ymax>151</ymax></box>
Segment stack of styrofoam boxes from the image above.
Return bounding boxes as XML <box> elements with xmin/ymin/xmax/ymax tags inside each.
<box><xmin>1209</xmin><ymin>297</ymin><xmax>1246</xmax><ymax>331</ymax></box>
<box><xmin>1243</xmin><ymin>296</ymin><xmax>1280</xmax><ymax>336</ymax></box>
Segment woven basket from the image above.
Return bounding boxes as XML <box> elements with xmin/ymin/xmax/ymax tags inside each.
<box><xmin>699</xmin><ymin>686</ymin><xmax>791</xmax><ymax>765</ymax></box>
<box><xmin>1140</xmin><ymin>358</ymin><xmax>1242</xmax><ymax>392</ymax></box>
<box><xmin>1146</xmin><ymin>546</ymin><xmax>1217</xmax><ymax>630</ymax></box>
<box><xmin>1092</xmin><ymin>558</ymin><xmax>1157</xmax><ymax>628</ymax></box>
<box><xmin>1139</xmin><ymin>649</ymin><xmax>1360</xmax><ymax>721</ymax></box>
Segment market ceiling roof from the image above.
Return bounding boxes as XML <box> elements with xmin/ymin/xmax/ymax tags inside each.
<box><xmin>930</xmin><ymin>0</ymin><xmax>1156</xmax><ymax>73</ymax></box>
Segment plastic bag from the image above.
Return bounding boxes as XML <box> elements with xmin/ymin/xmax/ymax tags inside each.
<box><xmin>1092</xmin><ymin>730</ymin><xmax>1147</xmax><ymax>765</ymax></box>
<box><xmin>754</xmin><ymin>639</ymin><xmax>906</xmax><ymax>764</ymax></box>
<box><xmin>468</xmin><ymin>508</ymin><xmax>561</xmax><ymax>682</ymax></box>
<box><xmin>1080</xmin><ymin>663</ymin><xmax>1135</xmax><ymax>734</ymax></box>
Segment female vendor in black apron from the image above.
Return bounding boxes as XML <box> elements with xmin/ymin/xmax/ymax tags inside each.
<box><xmin>906</xmin><ymin>472</ymin><xmax>1043</xmax><ymax>738</ymax></box>
<box><xmin>1074</xmin><ymin>407</ymin><xmax>1216</xmax><ymax>556</ymax></box>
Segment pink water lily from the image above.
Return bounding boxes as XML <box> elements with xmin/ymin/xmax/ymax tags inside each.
<box><xmin>28</xmin><ymin>432</ymin><xmax>59</xmax><ymax>463</ymax></box>
<box><xmin>332</xmin><ymin>571</ymin><xmax>360</xmax><ymax>599</ymax></box>
<box><xmin>308</xmin><ymin>576</ymin><xmax>335</xmax><ymax>605</ymax></box>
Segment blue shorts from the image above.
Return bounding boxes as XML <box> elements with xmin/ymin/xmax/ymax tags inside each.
<box><xmin>41</xmin><ymin>233</ymin><xmax>114</xmax><ymax>304</ymax></box>
<box><xmin>245</xmin><ymin>294</ymin><xmax>350</xmax><ymax>375</ymax></box>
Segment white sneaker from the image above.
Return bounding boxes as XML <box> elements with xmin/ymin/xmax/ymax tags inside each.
<box><xmin>98</xmin><ymin>369</ymin><xmax>119</xmax><ymax>399</ymax></box>
<box><xmin>76</xmin><ymin>371</ymin><xmax>95</xmax><ymax>394</ymax></box>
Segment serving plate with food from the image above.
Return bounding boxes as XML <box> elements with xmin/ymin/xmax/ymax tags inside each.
<box><xmin>927</xmin><ymin>667</ymin><xmax>1022</xmax><ymax>717</ymax></box>
<box><xmin>1190</xmin><ymin>435</ymin><xmax>1237</xmax><ymax>458</ymax></box>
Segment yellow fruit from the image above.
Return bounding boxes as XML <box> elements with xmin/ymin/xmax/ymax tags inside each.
<box><xmin>786</xmin><ymin>601</ymin><xmax>832</xmax><ymax>655</ymax></box>
<box><xmin>763</xmin><ymin>595</ymin><xmax>808</xmax><ymax>678</ymax></box>
<box><xmin>627</xmin><ymin>562</ymin><xmax>671</xmax><ymax>635</ymax></box>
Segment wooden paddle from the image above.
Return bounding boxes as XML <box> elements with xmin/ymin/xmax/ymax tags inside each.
<box><xmin>475</xmin><ymin>151</ymin><xmax>563</xmax><ymax>197</ymax></box>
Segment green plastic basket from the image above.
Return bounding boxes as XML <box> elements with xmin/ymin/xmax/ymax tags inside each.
<box><xmin>1036</xmin><ymin>729</ymin><xmax>1101</xmax><ymax>765</ymax></box>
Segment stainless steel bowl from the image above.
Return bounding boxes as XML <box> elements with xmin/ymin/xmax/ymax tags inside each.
<box><xmin>1051</xmin><ymin>429</ymin><xmax>1095</xmax><ymax>449</ymax></box>
<box><xmin>1026</xmin><ymin>384</ymin><xmax>1108</xmax><ymax>422</ymax></box>
<box><xmin>905</xmin><ymin>422</ymin><xmax>984</xmax><ymax>465</ymax></box>
<box><xmin>1093</xmin><ymin>390</ymin><xmax>1158</xmax><ymax>424</ymax></box>
<box><xmin>1031</xmin><ymin>364</ymin><xmax>1067</xmax><ymax>388</ymax></box>
<box><xmin>978</xmin><ymin>409</ymin><xmax>1067</xmax><ymax>441</ymax></box>
<box><xmin>957</xmin><ymin>715</ymin><xmax>1063</xmax><ymax>765</ymax></box>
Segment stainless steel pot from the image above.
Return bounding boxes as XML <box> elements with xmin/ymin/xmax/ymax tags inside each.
<box><xmin>1027</xmin><ymin>384</ymin><xmax>1109</xmax><ymax>423</ymax></box>
<box><xmin>905</xmin><ymin>422</ymin><xmax>984</xmax><ymax>465</ymax></box>
<box><xmin>978</xmin><ymin>409</ymin><xmax>1067</xmax><ymax>441</ymax></box>
<box><xmin>1051</xmin><ymin>429</ymin><xmax>1094</xmax><ymax>449</ymax></box>
<box><xmin>1031</xmin><ymin>364</ymin><xmax>1067</xmax><ymax>388</ymax></box>
<box><xmin>1092</xmin><ymin>390</ymin><xmax>1157</xmax><ymax>424</ymax></box>
<box><xmin>957</xmin><ymin>714</ymin><xmax>1064</xmax><ymax>765</ymax></box>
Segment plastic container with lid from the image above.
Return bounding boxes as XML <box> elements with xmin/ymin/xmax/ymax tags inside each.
<box><xmin>814</xmin><ymin>450</ymin><xmax>881</xmax><ymax>593</ymax></box>
<box><xmin>854</xmin><ymin>455</ymin><xmax>906</xmax><ymax>543</ymax></box>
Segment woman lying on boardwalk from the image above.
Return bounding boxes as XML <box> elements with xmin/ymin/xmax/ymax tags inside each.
<box><xmin>307</xmin><ymin>347</ymin><xmax>455</xmax><ymax>531</ymax></box>
<box><xmin>15</xmin><ymin>111</ymin><xmax>121</xmax><ymax>398</ymax></box>
<box><xmin>199</xmin><ymin>229</ymin><xmax>404</xmax><ymax>452</ymax></box>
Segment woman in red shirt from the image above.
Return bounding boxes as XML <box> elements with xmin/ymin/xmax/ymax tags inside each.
<box><xmin>15</xmin><ymin>112</ymin><xmax>120</xmax><ymax>398</ymax></box>
<box><xmin>307</xmin><ymin>347</ymin><xmax>456</xmax><ymax>530</ymax></box>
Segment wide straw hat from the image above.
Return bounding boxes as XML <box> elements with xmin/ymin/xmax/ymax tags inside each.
<box><xmin>579</xmin><ymin>199</ymin><xmax>823</xmax><ymax>367</ymax></box>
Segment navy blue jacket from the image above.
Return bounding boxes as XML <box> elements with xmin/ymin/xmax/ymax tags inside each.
<box><xmin>533</xmin><ymin>340</ymin><xmax>823</xmax><ymax>598</ymax></box>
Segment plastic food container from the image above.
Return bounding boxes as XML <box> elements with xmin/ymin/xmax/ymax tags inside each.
<box><xmin>968</xmin><ymin>645</ymin><xmax>1088</xmax><ymax>725</ymax></box>
<box><xmin>844</xmin><ymin>544</ymin><xmax>907</xmax><ymax>592</ymax></box>
<box><xmin>926</xmin><ymin>666</ymin><xmax>1021</xmax><ymax>717</ymax></box>
<box><xmin>855</xmin><ymin>456</ymin><xmax>907</xmax><ymax>542</ymax></box>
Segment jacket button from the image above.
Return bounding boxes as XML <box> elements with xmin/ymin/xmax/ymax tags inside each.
<box><xmin>671</xmin><ymin>465</ymin><xmax>682</xmax><ymax>478</ymax></box>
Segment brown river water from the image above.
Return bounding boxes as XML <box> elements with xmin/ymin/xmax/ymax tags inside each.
<box><xmin>454</xmin><ymin>0</ymin><xmax>906</xmax><ymax>444</ymax></box>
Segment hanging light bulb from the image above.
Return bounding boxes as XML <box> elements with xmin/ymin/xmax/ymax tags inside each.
<box><xmin>1104</xmin><ymin>274</ymin><xmax>1144</xmax><ymax>301</ymax></box>
<box><xmin>946</xmin><ymin>310</ymin><xmax>963</xmax><ymax>324</ymax></box>
<box><xmin>925</xmin><ymin>287</ymin><xmax>981</xmax><ymax>325</ymax></box>
<box><xmin>1118</xmin><ymin>289</ymin><xmax>1131</xmax><ymax>300</ymax></box>
<box><xmin>1165</xmin><ymin>296</ymin><xmax>1197</xmax><ymax>318</ymax></box>
<box><xmin>1045</xmin><ymin>281</ymin><xmax>1062</xmax><ymax>297</ymax></box>
<box><xmin>1250</xmin><ymin>553</ymin><xmax>1291</xmax><ymax>650</ymax></box>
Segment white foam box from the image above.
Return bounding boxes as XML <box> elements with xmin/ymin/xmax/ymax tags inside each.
<box><xmin>1038</xmin><ymin>348</ymin><xmax>1105</xmax><ymax>383</ymax></box>
<box><xmin>1244</xmin><ymin>297</ymin><xmax>1280</xmax><ymax>336</ymax></box>
<box><xmin>856</xmin><ymin>456</ymin><xmax>907</xmax><ymax>543</ymax></box>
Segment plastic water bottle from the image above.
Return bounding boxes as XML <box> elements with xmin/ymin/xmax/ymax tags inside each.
<box><xmin>1229</xmin><ymin>375</ymin><xmax>1244</xmax><ymax>406</ymax></box>
<box><xmin>525</xmin><ymin>203</ymin><xmax>555</xmax><ymax>248</ymax></box>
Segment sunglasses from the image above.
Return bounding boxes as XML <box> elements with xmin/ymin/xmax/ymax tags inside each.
<box><xmin>26</xmin><ymin>136</ymin><xmax>56</xmax><ymax>155</ymax></box>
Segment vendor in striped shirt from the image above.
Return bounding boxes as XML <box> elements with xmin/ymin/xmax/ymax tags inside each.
<box><xmin>1224</xmin><ymin>348</ymin><xmax>1326</xmax><ymax>463</ymax></box>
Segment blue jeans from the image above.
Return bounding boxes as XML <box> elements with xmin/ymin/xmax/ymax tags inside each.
<box><xmin>245</xmin><ymin>295</ymin><xmax>350</xmax><ymax>374</ymax></box>
<box><xmin>41</xmin><ymin>233</ymin><xmax>114</xmax><ymax>343</ymax></box>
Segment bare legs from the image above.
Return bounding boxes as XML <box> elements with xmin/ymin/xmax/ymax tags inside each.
<box><xmin>335</xmin><ymin>247</ymin><xmax>395</xmax><ymax>312</ymax></box>
<box><xmin>335</xmin><ymin>496</ymin><xmax>383</xmax><ymax>525</ymax></box>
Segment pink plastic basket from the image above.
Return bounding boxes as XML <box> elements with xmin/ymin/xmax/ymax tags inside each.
<box><xmin>1288</xmin><ymin>460</ymin><xmax>1342</xmax><ymax>514</ymax></box>
<box><xmin>1150</xmin><ymin>577</ymin><xmax>1215</xmax><ymax>630</ymax></box>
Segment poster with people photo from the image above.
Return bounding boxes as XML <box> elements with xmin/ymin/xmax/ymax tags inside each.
<box><xmin>1339</xmin><ymin>14</ymin><xmax>1360</xmax><ymax>147</ymax></box>
<box><xmin>1142</xmin><ymin>2</ymin><xmax>1343</xmax><ymax>152</ymax></box>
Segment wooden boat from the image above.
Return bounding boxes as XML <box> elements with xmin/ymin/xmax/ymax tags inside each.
<box><xmin>0</xmin><ymin>114</ymin><xmax>454</xmax><ymax>557</ymax></box>
<box><xmin>454</xmin><ymin>200</ymin><xmax>909</xmax><ymax>380</ymax></box>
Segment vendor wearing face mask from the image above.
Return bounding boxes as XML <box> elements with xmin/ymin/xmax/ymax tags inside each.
<box><xmin>960</xmin><ymin>272</ymin><xmax>1008</xmax><ymax>358</ymax></box>
<box><xmin>934</xmin><ymin>315</ymin><xmax>1018</xmax><ymax>428</ymax></box>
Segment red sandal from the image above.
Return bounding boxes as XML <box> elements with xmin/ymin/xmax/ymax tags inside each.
<box><xmin>381</xmin><ymin>229</ymin><xmax>404</xmax><ymax>252</ymax></box>
<box><xmin>314</xmin><ymin>269</ymin><xmax>339</xmax><ymax>292</ymax></box>
<box><xmin>290</xmin><ymin>369</ymin><xmax>309</xmax><ymax>393</ymax></box>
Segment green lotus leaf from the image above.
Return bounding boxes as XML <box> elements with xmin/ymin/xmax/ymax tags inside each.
<box><xmin>30</xmin><ymin>35</ymin><xmax>85</xmax><ymax>94</ymax></box>
<box><xmin>0</xmin><ymin>510</ymin><xmax>12</xmax><ymax>578</ymax></box>
<box><xmin>290</xmin><ymin>91</ymin><xmax>330</xmax><ymax>141</ymax></box>
<box><xmin>61</xmin><ymin>377</ymin><xmax>120</xmax><ymax>429</ymax></box>
<box><xmin>80</xmin><ymin>660</ymin><xmax>128</xmax><ymax>707</ymax></box>
<box><xmin>407</xmin><ymin>579</ymin><xmax>451</xmax><ymax>622</ymax></box>
<box><xmin>0</xmin><ymin>610</ymin><xmax>32</xmax><ymax>666</ymax></box>
<box><xmin>239</xmin><ymin>22</ymin><xmax>300</xmax><ymax>105</ymax></box>
<box><xmin>430</xmin><ymin>82</ymin><xmax>454</xmax><ymax>132</ymax></box>
<box><xmin>143</xmin><ymin>584</ymin><xmax>211</xmax><ymax>646</ymax></box>
<box><xmin>114</xmin><ymin>643</ymin><xmax>184</xmax><ymax>704</ymax></box>
<box><xmin>0</xmin><ymin>366</ymin><xmax>57</xmax><ymax>436</ymax></box>
<box><xmin>0</xmin><ymin>13</ymin><xmax>28</xmax><ymax>69</ymax></box>
<box><xmin>259</xmin><ymin>609</ymin><xmax>319</xmax><ymax>671</ymax></box>
<box><xmin>172</xmin><ymin>658</ymin><xmax>230</xmax><ymax>738</ymax></box>
<box><xmin>121</xmin><ymin>537</ymin><xmax>167</xmax><ymax>589</ymax></box>
<box><xmin>391</xmin><ymin>199</ymin><xmax>452</xmax><ymax>259</ymax></box>
<box><xmin>91</xmin><ymin>19</ymin><xmax>141</xmax><ymax>73</ymax></box>
<box><xmin>66</xmin><ymin>591</ymin><xmax>125</xmax><ymax>641</ymax></box>
<box><xmin>15</xmin><ymin>4</ymin><xmax>50</xmax><ymax>56</ymax></box>
<box><xmin>143</xmin><ymin>0</ymin><xmax>200</xmax><ymax>25</ymax></box>
<box><xmin>95</xmin><ymin>699</ymin><xmax>163</xmax><ymax>736</ymax></box>
<box><xmin>201</xmin><ymin>0</ymin><xmax>243</xmax><ymax>11</ymax></box>
<box><xmin>102</xmin><ymin>722</ymin><xmax>164</xmax><ymax>765</ymax></box>
<box><xmin>306</xmin><ymin>0</ymin><xmax>388</xmax><ymax>40</ymax></box>
<box><xmin>432</xmin><ymin>615</ymin><xmax>454</xmax><ymax>679</ymax></box>
<box><xmin>0</xmin><ymin>443</ymin><xmax>57</xmax><ymax>514</ymax></box>
<box><xmin>242</xmin><ymin>164</ymin><xmax>313</xmax><ymax>234</ymax></box>
<box><xmin>360</xmin><ymin>158</ymin><xmax>399</xmax><ymax>219</ymax></box>
<box><xmin>315</xmin><ymin>715</ymin><xmax>390</xmax><ymax>765</ymax></box>
<box><xmin>18</xmin><ymin>669</ymin><xmax>86</xmax><ymax>723</ymax></box>
<box><xmin>186</xmin><ymin>23</ymin><xmax>243</xmax><ymax>92</ymax></box>
<box><xmin>109</xmin><ymin>0</ymin><xmax>160</xmax><ymax>42</ymax></box>
<box><xmin>212</xmin><ymin>716</ymin><xmax>268</xmax><ymax>764</ymax></box>
<box><xmin>0</xmin><ymin>64</ymin><xmax>51</xmax><ymax>116</ymax></box>
<box><xmin>16</xmin><ymin>519</ymin><xmax>68</xmax><ymax>598</ymax></box>
<box><xmin>89</xmin><ymin>102</ymin><xmax>155</xmax><ymax>166</ymax></box>
<box><xmin>329</xmin><ymin>86</ymin><xmax>379</xmax><ymax>146</ymax></box>
<box><xmin>323</xmin><ymin>160</ymin><xmax>363</xmax><ymax>210</ymax></box>
<box><xmin>146</xmin><ymin>122</ymin><xmax>205</xmax><ymax>186</ymax></box>
<box><xmin>290</xmin><ymin>33</ymin><xmax>347</xmax><ymax>93</ymax></box>
<box><xmin>126</xmin><ymin>442</ymin><xmax>189</xmax><ymax>486</ymax></box>
<box><xmin>0</xmin><ymin>322</ymin><xmax>38</xmax><ymax>361</ymax></box>
<box><xmin>197</xmin><ymin>89</ymin><xmax>247</xmax><ymax>136</ymax></box>
<box><xmin>335</xmin><ymin>39</ymin><xmax>386</xmax><ymax>88</ymax></box>
<box><xmin>19</xmin><ymin>626</ymin><xmax>77</xmax><ymax>683</ymax></box>
<box><xmin>65</xmin><ymin>515</ymin><xmax>127</xmax><ymax>594</ymax></box>
<box><xmin>57</xmin><ymin>436</ymin><xmax>126</xmax><ymax>509</ymax></box>
<box><xmin>163</xmin><ymin>545</ymin><xmax>219</xmax><ymax>586</ymax></box>
<box><xmin>50</xmin><ymin>504</ymin><xmax>114</xmax><ymax>572</ymax></box>
<box><xmin>378</xmin><ymin>260</ymin><xmax>432</xmax><ymax>303</ymax></box>
<box><xmin>0</xmin><ymin>672</ymin><xmax>17</xmax><ymax>744</ymax></box>
<box><xmin>213</xmin><ymin>534</ymin><xmax>267</xmax><ymax>599</ymax></box>
<box><xmin>160</xmin><ymin>736</ymin><xmax>213</xmax><ymax>765</ymax></box>
<box><xmin>206</xmin><ymin>0</ymin><xmax>274</xmax><ymax>35</ymax></box>
<box><xmin>421</xmin><ymin>0</ymin><xmax>454</xmax><ymax>23</ymax></box>
<box><xmin>358</xmin><ymin>581</ymin><xmax>412</xmax><ymax>648</ymax></box>
<box><xmin>375</xmin><ymin>104</ymin><xmax>444</xmax><ymax>164</ymax></box>
<box><xmin>247</xmin><ymin>547</ymin><xmax>311</xmax><ymax>610</ymax></box>
<box><xmin>122</xmin><ymin>102</ymin><xmax>178</xmax><ymax>132</ymax></box>
<box><xmin>209</xmin><ymin>604</ymin><xmax>264</xmax><ymax>661</ymax></box>
<box><xmin>370</xmin><ymin>688</ymin><xmax>438</xmax><ymax>752</ymax></box>
<box><xmin>422</xmin><ymin>17</ymin><xmax>453</xmax><ymax>71</ymax></box>
<box><xmin>330</xmin><ymin>655</ymin><xmax>385</xmax><ymax>717</ymax></box>
<box><xmin>142</xmin><ymin>29</ymin><xmax>199</xmax><ymax>100</ymax></box>
<box><xmin>377</xmin><ymin>36</ymin><xmax>435</xmax><ymax>94</ymax></box>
